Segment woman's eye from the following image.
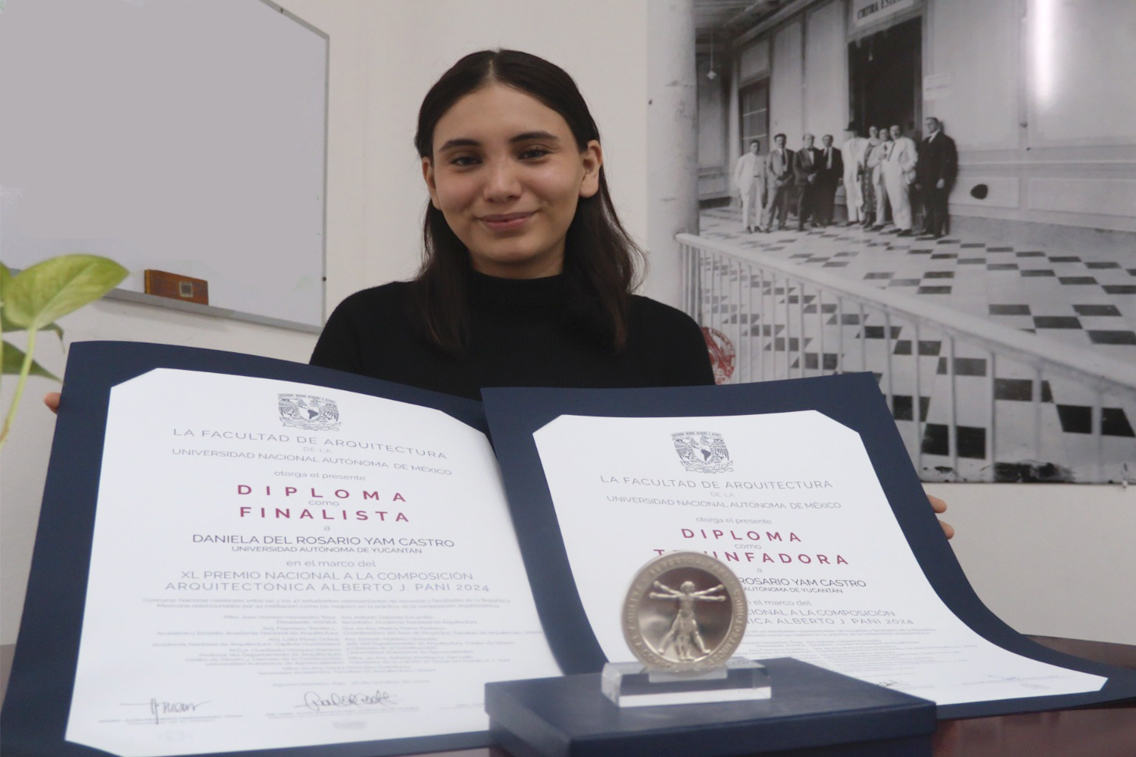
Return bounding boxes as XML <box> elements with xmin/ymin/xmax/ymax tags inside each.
<box><xmin>519</xmin><ymin>147</ymin><xmax>551</xmax><ymax>160</ymax></box>
<box><xmin>449</xmin><ymin>155</ymin><xmax>479</xmax><ymax>166</ymax></box>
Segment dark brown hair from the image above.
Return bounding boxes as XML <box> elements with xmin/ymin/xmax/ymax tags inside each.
<box><xmin>411</xmin><ymin>49</ymin><xmax>642</xmax><ymax>354</ymax></box>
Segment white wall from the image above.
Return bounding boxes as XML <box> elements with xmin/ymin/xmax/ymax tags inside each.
<box><xmin>925</xmin><ymin>0</ymin><xmax>1018</xmax><ymax>150</ymax></box>
<box><xmin>696</xmin><ymin>53</ymin><xmax>729</xmax><ymax>201</ymax></box>
<box><xmin>697</xmin><ymin>58</ymin><xmax>727</xmax><ymax>172</ymax></box>
<box><xmin>804</xmin><ymin>0</ymin><xmax>847</xmax><ymax>144</ymax></box>
<box><xmin>646</xmin><ymin>0</ymin><xmax>696</xmax><ymax>307</ymax></box>
<box><xmin>770</xmin><ymin>19</ymin><xmax>805</xmax><ymax>144</ymax></box>
<box><xmin>926</xmin><ymin>0</ymin><xmax>1136</xmax><ymax>231</ymax></box>
<box><xmin>1027</xmin><ymin>0</ymin><xmax>1136</xmax><ymax>145</ymax></box>
<box><xmin>927</xmin><ymin>482</ymin><xmax>1136</xmax><ymax>645</ymax></box>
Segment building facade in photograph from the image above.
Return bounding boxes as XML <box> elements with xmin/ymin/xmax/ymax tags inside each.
<box><xmin>682</xmin><ymin>0</ymin><xmax>1136</xmax><ymax>483</ymax></box>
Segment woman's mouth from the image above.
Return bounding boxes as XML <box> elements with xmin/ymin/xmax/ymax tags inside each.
<box><xmin>480</xmin><ymin>212</ymin><xmax>533</xmax><ymax>231</ymax></box>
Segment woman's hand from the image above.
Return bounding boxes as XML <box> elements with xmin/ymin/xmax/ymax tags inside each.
<box><xmin>44</xmin><ymin>392</ymin><xmax>61</xmax><ymax>414</ymax></box>
<box><xmin>929</xmin><ymin>494</ymin><xmax>954</xmax><ymax>539</ymax></box>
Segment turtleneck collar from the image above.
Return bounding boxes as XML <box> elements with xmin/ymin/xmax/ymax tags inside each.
<box><xmin>467</xmin><ymin>269</ymin><xmax>568</xmax><ymax>312</ymax></box>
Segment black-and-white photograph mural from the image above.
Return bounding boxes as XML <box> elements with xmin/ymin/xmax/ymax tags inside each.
<box><xmin>671</xmin><ymin>0</ymin><xmax>1136</xmax><ymax>484</ymax></box>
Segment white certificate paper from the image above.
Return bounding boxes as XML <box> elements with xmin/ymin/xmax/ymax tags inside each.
<box><xmin>66</xmin><ymin>369</ymin><xmax>559</xmax><ymax>757</ymax></box>
<box><xmin>532</xmin><ymin>411</ymin><xmax>1104</xmax><ymax>706</ymax></box>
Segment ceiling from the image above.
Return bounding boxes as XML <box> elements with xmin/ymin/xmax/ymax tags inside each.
<box><xmin>694</xmin><ymin>0</ymin><xmax>785</xmax><ymax>43</ymax></box>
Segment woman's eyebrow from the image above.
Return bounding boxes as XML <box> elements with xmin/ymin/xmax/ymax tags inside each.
<box><xmin>438</xmin><ymin>131</ymin><xmax>561</xmax><ymax>152</ymax></box>
<box><xmin>437</xmin><ymin>138</ymin><xmax>479</xmax><ymax>152</ymax></box>
<box><xmin>509</xmin><ymin>131</ymin><xmax>560</xmax><ymax>143</ymax></box>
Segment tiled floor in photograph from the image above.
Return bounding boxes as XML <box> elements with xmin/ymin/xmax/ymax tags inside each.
<box><xmin>693</xmin><ymin>208</ymin><xmax>1136</xmax><ymax>483</ymax></box>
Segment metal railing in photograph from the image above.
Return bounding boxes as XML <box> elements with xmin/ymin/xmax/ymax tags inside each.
<box><xmin>677</xmin><ymin>233</ymin><xmax>1136</xmax><ymax>484</ymax></box>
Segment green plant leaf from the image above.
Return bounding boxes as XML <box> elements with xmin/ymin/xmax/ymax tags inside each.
<box><xmin>4</xmin><ymin>255</ymin><xmax>128</xmax><ymax>331</ymax></box>
<box><xmin>2</xmin><ymin>263</ymin><xmax>66</xmax><ymax>338</ymax></box>
<box><xmin>0</xmin><ymin>262</ymin><xmax>12</xmax><ymax>332</ymax></box>
<box><xmin>1</xmin><ymin>339</ymin><xmax>60</xmax><ymax>381</ymax></box>
<box><xmin>1</xmin><ymin>310</ymin><xmax>24</xmax><ymax>334</ymax></box>
<box><xmin>0</xmin><ymin>261</ymin><xmax>12</xmax><ymax>299</ymax></box>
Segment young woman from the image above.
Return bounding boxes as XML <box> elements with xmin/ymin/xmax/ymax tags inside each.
<box><xmin>308</xmin><ymin>49</ymin><xmax>714</xmax><ymax>399</ymax></box>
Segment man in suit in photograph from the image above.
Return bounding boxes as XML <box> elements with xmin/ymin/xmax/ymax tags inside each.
<box><xmin>793</xmin><ymin>133</ymin><xmax>822</xmax><ymax>230</ymax></box>
<box><xmin>881</xmin><ymin>124</ymin><xmax>918</xmax><ymax>236</ymax></box>
<box><xmin>917</xmin><ymin>117</ymin><xmax>958</xmax><ymax>238</ymax></box>
<box><xmin>817</xmin><ymin>134</ymin><xmax>844</xmax><ymax>226</ymax></box>
<box><xmin>734</xmin><ymin>139</ymin><xmax>767</xmax><ymax>233</ymax></box>
<box><xmin>762</xmin><ymin>133</ymin><xmax>794</xmax><ymax>231</ymax></box>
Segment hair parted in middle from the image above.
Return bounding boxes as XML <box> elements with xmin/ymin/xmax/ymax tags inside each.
<box><xmin>411</xmin><ymin>49</ymin><xmax>643</xmax><ymax>355</ymax></box>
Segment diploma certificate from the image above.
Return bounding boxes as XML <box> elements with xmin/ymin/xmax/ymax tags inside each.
<box><xmin>483</xmin><ymin>377</ymin><xmax>1136</xmax><ymax>719</ymax></box>
<box><xmin>530</xmin><ymin>409</ymin><xmax>1104</xmax><ymax>706</ymax></box>
<box><xmin>64</xmin><ymin>367</ymin><xmax>558</xmax><ymax>756</ymax></box>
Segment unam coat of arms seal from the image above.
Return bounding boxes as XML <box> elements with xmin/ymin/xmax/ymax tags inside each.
<box><xmin>278</xmin><ymin>394</ymin><xmax>340</xmax><ymax>431</ymax></box>
<box><xmin>671</xmin><ymin>431</ymin><xmax>733</xmax><ymax>473</ymax></box>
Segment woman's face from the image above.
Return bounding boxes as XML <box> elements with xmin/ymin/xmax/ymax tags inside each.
<box><xmin>422</xmin><ymin>83</ymin><xmax>602</xmax><ymax>279</ymax></box>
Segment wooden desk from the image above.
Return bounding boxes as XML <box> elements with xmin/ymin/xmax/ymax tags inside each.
<box><xmin>3</xmin><ymin>637</ymin><xmax>1133</xmax><ymax>756</ymax></box>
<box><xmin>930</xmin><ymin>636</ymin><xmax>1136</xmax><ymax>757</ymax></box>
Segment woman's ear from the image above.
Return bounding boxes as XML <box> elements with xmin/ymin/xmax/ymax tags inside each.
<box><xmin>579</xmin><ymin>140</ymin><xmax>603</xmax><ymax>198</ymax></box>
<box><xmin>422</xmin><ymin>156</ymin><xmax>441</xmax><ymax>209</ymax></box>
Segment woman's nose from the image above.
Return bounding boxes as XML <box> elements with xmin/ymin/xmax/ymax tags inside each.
<box><xmin>483</xmin><ymin>158</ymin><xmax>522</xmax><ymax>201</ymax></box>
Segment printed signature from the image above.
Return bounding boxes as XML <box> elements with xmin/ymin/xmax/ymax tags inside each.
<box><xmin>302</xmin><ymin>690</ymin><xmax>398</xmax><ymax>712</ymax></box>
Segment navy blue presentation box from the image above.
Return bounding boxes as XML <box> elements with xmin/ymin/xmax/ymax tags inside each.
<box><xmin>486</xmin><ymin>658</ymin><xmax>937</xmax><ymax>757</ymax></box>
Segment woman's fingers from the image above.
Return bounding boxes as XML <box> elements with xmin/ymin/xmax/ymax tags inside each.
<box><xmin>44</xmin><ymin>392</ymin><xmax>61</xmax><ymax>414</ymax></box>
<box><xmin>928</xmin><ymin>494</ymin><xmax>954</xmax><ymax>539</ymax></box>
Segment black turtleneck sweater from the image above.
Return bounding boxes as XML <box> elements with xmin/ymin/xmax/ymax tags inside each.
<box><xmin>309</xmin><ymin>273</ymin><xmax>715</xmax><ymax>401</ymax></box>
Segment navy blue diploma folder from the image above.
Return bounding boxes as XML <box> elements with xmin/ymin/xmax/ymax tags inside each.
<box><xmin>480</xmin><ymin>378</ymin><xmax>1136</xmax><ymax>721</ymax></box>
<box><xmin>1</xmin><ymin>342</ymin><xmax>493</xmax><ymax>757</ymax></box>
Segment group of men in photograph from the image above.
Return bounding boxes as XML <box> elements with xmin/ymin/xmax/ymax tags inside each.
<box><xmin>735</xmin><ymin>117</ymin><xmax>957</xmax><ymax>239</ymax></box>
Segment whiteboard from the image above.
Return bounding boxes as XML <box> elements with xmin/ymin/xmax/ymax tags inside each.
<box><xmin>0</xmin><ymin>0</ymin><xmax>328</xmax><ymax>330</ymax></box>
